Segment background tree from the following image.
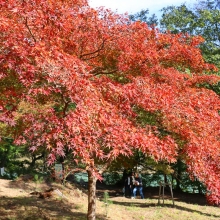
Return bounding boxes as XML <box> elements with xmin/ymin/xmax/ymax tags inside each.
<box><xmin>1</xmin><ymin>0</ymin><xmax>220</xmax><ymax>219</ymax></box>
<box><xmin>129</xmin><ymin>9</ymin><xmax>159</xmax><ymax>27</ymax></box>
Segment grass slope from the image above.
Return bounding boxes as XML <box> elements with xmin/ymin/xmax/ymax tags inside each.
<box><xmin>0</xmin><ymin>177</ymin><xmax>219</xmax><ymax>220</ymax></box>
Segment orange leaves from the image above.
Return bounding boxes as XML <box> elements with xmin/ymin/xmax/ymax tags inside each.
<box><xmin>186</xmin><ymin>140</ymin><xmax>220</xmax><ymax>205</ymax></box>
<box><xmin>155</xmin><ymin>33</ymin><xmax>215</xmax><ymax>73</ymax></box>
<box><xmin>1</xmin><ymin>0</ymin><xmax>220</xmax><ymax>205</ymax></box>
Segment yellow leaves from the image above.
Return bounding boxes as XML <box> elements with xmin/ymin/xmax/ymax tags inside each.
<box><xmin>0</xmin><ymin>122</ymin><xmax>8</xmax><ymax>136</ymax></box>
<box><xmin>46</xmin><ymin>143</ymin><xmax>52</xmax><ymax>150</ymax></box>
<box><xmin>16</xmin><ymin>100</ymin><xmax>55</xmax><ymax>117</ymax></box>
<box><xmin>155</xmin><ymin>163</ymin><xmax>174</xmax><ymax>175</ymax></box>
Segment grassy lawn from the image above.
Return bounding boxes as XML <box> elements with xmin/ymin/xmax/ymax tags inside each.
<box><xmin>0</xmin><ymin>178</ymin><xmax>219</xmax><ymax>220</ymax></box>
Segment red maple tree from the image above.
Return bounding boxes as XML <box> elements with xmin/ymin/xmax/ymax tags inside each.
<box><xmin>1</xmin><ymin>0</ymin><xmax>220</xmax><ymax>218</ymax></box>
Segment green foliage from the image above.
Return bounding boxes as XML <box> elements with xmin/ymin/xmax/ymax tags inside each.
<box><xmin>0</xmin><ymin>137</ymin><xmax>48</xmax><ymax>179</ymax></box>
<box><xmin>129</xmin><ymin>9</ymin><xmax>159</xmax><ymax>27</ymax></box>
<box><xmin>53</xmin><ymin>102</ymin><xmax>77</xmax><ymax>115</ymax></box>
<box><xmin>178</xmin><ymin>173</ymin><xmax>207</xmax><ymax>194</ymax></box>
<box><xmin>170</xmin><ymin>160</ymin><xmax>207</xmax><ymax>194</ymax></box>
<box><xmin>160</xmin><ymin>5</ymin><xmax>196</xmax><ymax>34</ymax></box>
<box><xmin>103</xmin><ymin>191</ymin><xmax>112</xmax><ymax>204</ymax></box>
<box><xmin>110</xmin><ymin>74</ymin><xmax>131</xmax><ymax>84</ymax></box>
<box><xmin>34</xmin><ymin>174</ymin><xmax>44</xmax><ymax>183</ymax></box>
<box><xmin>141</xmin><ymin>173</ymin><xmax>163</xmax><ymax>187</ymax></box>
<box><xmin>206</xmin><ymin>81</ymin><xmax>220</xmax><ymax>95</ymax></box>
<box><xmin>103</xmin><ymin>191</ymin><xmax>112</xmax><ymax>217</ymax></box>
<box><xmin>134</xmin><ymin>106</ymin><xmax>175</xmax><ymax>138</ymax></box>
<box><xmin>103</xmin><ymin>172</ymin><xmax>121</xmax><ymax>185</ymax></box>
<box><xmin>0</xmin><ymin>138</ymin><xmax>18</xmax><ymax>166</ymax></box>
<box><xmin>0</xmin><ymin>138</ymin><xmax>23</xmax><ymax>179</ymax></box>
<box><xmin>134</xmin><ymin>106</ymin><xmax>161</xmax><ymax>127</ymax></box>
<box><xmin>34</xmin><ymin>174</ymin><xmax>44</xmax><ymax>191</ymax></box>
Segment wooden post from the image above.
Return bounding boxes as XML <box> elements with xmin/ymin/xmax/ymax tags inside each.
<box><xmin>158</xmin><ymin>182</ymin><xmax>175</xmax><ymax>206</ymax></box>
<box><xmin>169</xmin><ymin>184</ymin><xmax>174</xmax><ymax>206</ymax></box>
<box><xmin>162</xmin><ymin>182</ymin><xmax>165</xmax><ymax>205</ymax></box>
<box><xmin>158</xmin><ymin>182</ymin><xmax>162</xmax><ymax>204</ymax></box>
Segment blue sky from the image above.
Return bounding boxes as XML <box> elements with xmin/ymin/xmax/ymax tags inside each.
<box><xmin>89</xmin><ymin>0</ymin><xmax>198</xmax><ymax>17</ymax></box>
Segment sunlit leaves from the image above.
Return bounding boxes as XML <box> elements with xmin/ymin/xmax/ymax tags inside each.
<box><xmin>1</xmin><ymin>0</ymin><xmax>220</xmax><ymax>205</ymax></box>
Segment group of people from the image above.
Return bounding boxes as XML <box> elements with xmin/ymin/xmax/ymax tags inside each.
<box><xmin>124</xmin><ymin>172</ymin><xmax>144</xmax><ymax>199</ymax></box>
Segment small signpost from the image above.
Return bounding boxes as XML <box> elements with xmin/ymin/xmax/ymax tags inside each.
<box><xmin>0</xmin><ymin>167</ymin><xmax>5</xmax><ymax>176</ymax></box>
<box><xmin>55</xmin><ymin>164</ymin><xmax>63</xmax><ymax>180</ymax></box>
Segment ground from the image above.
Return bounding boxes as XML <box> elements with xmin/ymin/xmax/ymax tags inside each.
<box><xmin>0</xmin><ymin>176</ymin><xmax>219</xmax><ymax>220</ymax></box>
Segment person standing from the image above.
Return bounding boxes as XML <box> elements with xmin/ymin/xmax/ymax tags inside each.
<box><xmin>132</xmin><ymin>173</ymin><xmax>144</xmax><ymax>199</ymax></box>
<box><xmin>130</xmin><ymin>172</ymin><xmax>135</xmax><ymax>198</ymax></box>
<box><xmin>124</xmin><ymin>175</ymin><xmax>129</xmax><ymax>197</ymax></box>
<box><xmin>124</xmin><ymin>172</ymin><xmax>133</xmax><ymax>197</ymax></box>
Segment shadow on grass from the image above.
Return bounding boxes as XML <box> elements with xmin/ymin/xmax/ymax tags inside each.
<box><xmin>0</xmin><ymin>196</ymin><xmax>107</xmax><ymax>220</ymax></box>
<box><xmin>110</xmin><ymin>200</ymin><xmax>220</xmax><ymax>219</ymax></box>
<box><xmin>7</xmin><ymin>177</ymin><xmax>54</xmax><ymax>192</ymax></box>
<box><xmin>103</xmin><ymin>186</ymin><xmax>208</xmax><ymax>205</ymax></box>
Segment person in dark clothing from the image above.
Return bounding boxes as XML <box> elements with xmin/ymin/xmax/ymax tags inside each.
<box><xmin>130</xmin><ymin>172</ymin><xmax>135</xmax><ymax>197</ymax></box>
<box><xmin>124</xmin><ymin>172</ymin><xmax>135</xmax><ymax>197</ymax></box>
<box><xmin>124</xmin><ymin>172</ymin><xmax>131</xmax><ymax>197</ymax></box>
<box><xmin>132</xmin><ymin>173</ymin><xmax>144</xmax><ymax>199</ymax></box>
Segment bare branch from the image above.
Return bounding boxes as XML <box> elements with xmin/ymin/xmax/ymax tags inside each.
<box><xmin>90</xmin><ymin>67</ymin><xmax>118</xmax><ymax>76</ymax></box>
<box><xmin>61</xmin><ymin>93</ymin><xmax>70</xmax><ymax>117</ymax></box>
<box><xmin>98</xmin><ymin>160</ymin><xmax>112</xmax><ymax>175</ymax></box>
<box><xmin>80</xmin><ymin>39</ymin><xmax>106</xmax><ymax>60</ymax></box>
<box><xmin>94</xmin><ymin>69</ymin><xmax>117</xmax><ymax>76</ymax></box>
<box><xmin>24</xmin><ymin>17</ymin><xmax>37</xmax><ymax>43</ymax></box>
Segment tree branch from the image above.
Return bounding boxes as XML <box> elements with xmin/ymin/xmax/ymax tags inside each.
<box><xmin>94</xmin><ymin>69</ymin><xmax>117</xmax><ymax>76</ymax></box>
<box><xmin>80</xmin><ymin>39</ymin><xmax>106</xmax><ymax>60</ymax></box>
<box><xmin>90</xmin><ymin>67</ymin><xmax>118</xmax><ymax>76</ymax></box>
<box><xmin>61</xmin><ymin>93</ymin><xmax>70</xmax><ymax>117</ymax></box>
<box><xmin>24</xmin><ymin>17</ymin><xmax>37</xmax><ymax>43</ymax></box>
<box><xmin>98</xmin><ymin>159</ymin><xmax>113</xmax><ymax>175</ymax></box>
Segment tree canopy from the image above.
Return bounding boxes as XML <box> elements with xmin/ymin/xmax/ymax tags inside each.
<box><xmin>160</xmin><ymin>0</ymin><xmax>220</xmax><ymax>70</ymax></box>
<box><xmin>1</xmin><ymin>0</ymin><xmax>220</xmax><ymax>218</ymax></box>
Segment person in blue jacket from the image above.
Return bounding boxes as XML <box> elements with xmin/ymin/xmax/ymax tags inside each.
<box><xmin>132</xmin><ymin>173</ymin><xmax>144</xmax><ymax>199</ymax></box>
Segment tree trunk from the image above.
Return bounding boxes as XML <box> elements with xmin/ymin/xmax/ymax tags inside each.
<box><xmin>87</xmin><ymin>169</ymin><xmax>97</xmax><ymax>220</ymax></box>
<box><xmin>175</xmin><ymin>159</ymin><xmax>182</xmax><ymax>192</ymax></box>
<box><xmin>30</xmin><ymin>153</ymin><xmax>45</xmax><ymax>168</ymax></box>
<box><xmin>164</xmin><ymin>174</ymin><xmax>167</xmax><ymax>184</ymax></box>
<box><xmin>175</xmin><ymin>176</ymin><xmax>181</xmax><ymax>192</ymax></box>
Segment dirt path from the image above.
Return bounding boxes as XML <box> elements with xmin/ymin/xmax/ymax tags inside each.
<box><xmin>0</xmin><ymin>179</ymin><xmax>29</xmax><ymax>197</ymax></box>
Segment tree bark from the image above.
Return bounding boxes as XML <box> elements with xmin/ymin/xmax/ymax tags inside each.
<box><xmin>175</xmin><ymin>159</ymin><xmax>182</xmax><ymax>192</ymax></box>
<box><xmin>87</xmin><ymin>168</ymin><xmax>97</xmax><ymax>220</ymax></box>
<box><xmin>30</xmin><ymin>153</ymin><xmax>45</xmax><ymax>168</ymax></box>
